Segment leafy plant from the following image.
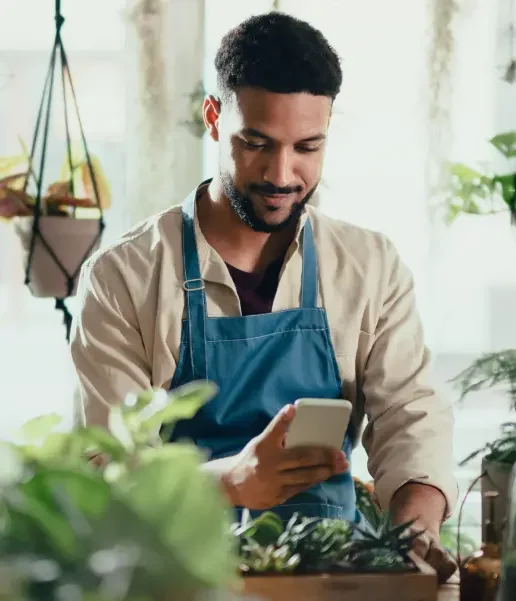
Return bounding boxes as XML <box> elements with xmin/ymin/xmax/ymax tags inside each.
<box><xmin>234</xmin><ymin>510</ymin><xmax>420</xmax><ymax>575</ymax></box>
<box><xmin>344</xmin><ymin>513</ymin><xmax>422</xmax><ymax>572</ymax></box>
<box><xmin>0</xmin><ymin>381</ymin><xmax>240</xmax><ymax>601</ymax></box>
<box><xmin>442</xmin><ymin>131</ymin><xmax>516</xmax><ymax>224</ymax></box>
<box><xmin>450</xmin><ymin>351</ymin><xmax>516</xmax><ymax>465</ymax></box>
<box><xmin>0</xmin><ymin>138</ymin><xmax>110</xmax><ymax>220</ymax></box>
<box><xmin>439</xmin><ymin>519</ymin><xmax>477</xmax><ymax>559</ymax></box>
<box><xmin>451</xmin><ymin>350</ymin><xmax>516</xmax><ymax>411</ymax></box>
<box><xmin>353</xmin><ymin>477</ymin><xmax>383</xmax><ymax>531</ymax></box>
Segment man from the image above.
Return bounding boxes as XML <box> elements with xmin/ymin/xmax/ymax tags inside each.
<box><xmin>71</xmin><ymin>12</ymin><xmax>457</xmax><ymax>581</ymax></box>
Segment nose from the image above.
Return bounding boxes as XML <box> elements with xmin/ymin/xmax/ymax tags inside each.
<box><xmin>263</xmin><ymin>147</ymin><xmax>294</xmax><ymax>189</ymax></box>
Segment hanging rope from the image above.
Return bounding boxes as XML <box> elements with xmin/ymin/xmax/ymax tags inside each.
<box><xmin>23</xmin><ymin>0</ymin><xmax>105</xmax><ymax>341</ymax></box>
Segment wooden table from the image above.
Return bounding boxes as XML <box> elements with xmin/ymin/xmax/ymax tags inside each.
<box><xmin>438</xmin><ymin>573</ymin><xmax>460</xmax><ymax>601</ymax></box>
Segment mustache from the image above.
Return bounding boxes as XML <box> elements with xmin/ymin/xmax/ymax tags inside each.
<box><xmin>248</xmin><ymin>183</ymin><xmax>303</xmax><ymax>196</ymax></box>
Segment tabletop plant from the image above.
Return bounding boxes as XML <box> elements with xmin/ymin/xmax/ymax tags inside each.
<box><xmin>234</xmin><ymin>509</ymin><xmax>422</xmax><ymax>576</ymax></box>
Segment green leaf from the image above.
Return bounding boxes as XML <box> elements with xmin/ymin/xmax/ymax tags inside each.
<box><xmin>240</xmin><ymin>512</ymin><xmax>284</xmax><ymax>547</ymax></box>
<box><xmin>123</xmin><ymin>390</ymin><xmax>156</xmax><ymax>413</ymax></box>
<box><xmin>493</xmin><ymin>173</ymin><xmax>516</xmax><ymax>210</ymax></box>
<box><xmin>18</xmin><ymin>414</ymin><xmax>62</xmax><ymax>442</ymax></box>
<box><xmin>0</xmin><ymin>444</ymin><xmax>24</xmax><ymax>487</ymax></box>
<box><xmin>17</xmin><ymin>433</ymin><xmax>71</xmax><ymax>463</ymax></box>
<box><xmin>79</xmin><ymin>426</ymin><xmax>126</xmax><ymax>462</ymax></box>
<box><xmin>447</xmin><ymin>162</ymin><xmax>487</xmax><ymax>183</ymax></box>
<box><xmin>108</xmin><ymin>406</ymin><xmax>134</xmax><ymax>451</ymax></box>
<box><xmin>490</xmin><ymin>131</ymin><xmax>516</xmax><ymax>158</ymax></box>
<box><xmin>5</xmin><ymin>489</ymin><xmax>79</xmax><ymax>560</ymax></box>
<box><xmin>145</xmin><ymin>381</ymin><xmax>218</xmax><ymax>435</ymax></box>
<box><xmin>116</xmin><ymin>443</ymin><xmax>237</xmax><ymax>589</ymax></box>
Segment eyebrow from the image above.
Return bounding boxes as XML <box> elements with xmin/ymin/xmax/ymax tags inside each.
<box><xmin>241</xmin><ymin>127</ymin><xmax>326</xmax><ymax>144</ymax></box>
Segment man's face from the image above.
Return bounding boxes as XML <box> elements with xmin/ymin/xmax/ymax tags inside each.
<box><xmin>210</xmin><ymin>88</ymin><xmax>331</xmax><ymax>233</ymax></box>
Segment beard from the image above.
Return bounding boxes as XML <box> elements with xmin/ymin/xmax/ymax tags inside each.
<box><xmin>220</xmin><ymin>171</ymin><xmax>317</xmax><ymax>233</ymax></box>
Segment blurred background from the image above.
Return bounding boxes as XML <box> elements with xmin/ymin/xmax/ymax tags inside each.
<box><xmin>1</xmin><ymin>0</ymin><xmax>515</xmax><ymax>545</ymax></box>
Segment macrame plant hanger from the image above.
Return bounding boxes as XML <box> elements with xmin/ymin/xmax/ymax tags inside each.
<box><xmin>22</xmin><ymin>0</ymin><xmax>105</xmax><ymax>341</ymax></box>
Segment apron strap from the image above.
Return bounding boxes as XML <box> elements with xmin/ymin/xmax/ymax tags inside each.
<box><xmin>181</xmin><ymin>190</ymin><xmax>207</xmax><ymax>380</ymax></box>
<box><xmin>180</xmin><ymin>188</ymin><xmax>320</xmax><ymax>378</ymax></box>
<box><xmin>300</xmin><ymin>217</ymin><xmax>318</xmax><ymax>309</ymax></box>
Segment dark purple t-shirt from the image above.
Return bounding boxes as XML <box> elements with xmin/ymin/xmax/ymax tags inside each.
<box><xmin>226</xmin><ymin>256</ymin><xmax>285</xmax><ymax>316</ymax></box>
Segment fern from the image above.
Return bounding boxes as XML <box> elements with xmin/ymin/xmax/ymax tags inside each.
<box><xmin>450</xmin><ymin>350</ymin><xmax>516</xmax><ymax>412</ymax></box>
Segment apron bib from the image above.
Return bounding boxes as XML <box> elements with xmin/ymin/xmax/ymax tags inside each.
<box><xmin>169</xmin><ymin>189</ymin><xmax>357</xmax><ymax>522</ymax></box>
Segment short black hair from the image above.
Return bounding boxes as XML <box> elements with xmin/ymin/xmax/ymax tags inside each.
<box><xmin>215</xmin><ymin>12</ymin><xmax>342</xmax><ymax>102</ymax></box>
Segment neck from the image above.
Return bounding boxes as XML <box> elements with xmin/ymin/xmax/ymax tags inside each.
<box><xmin>196</xmin><ymin>177</ymin><xmax>298</xmax><ymax>273</ymax></box>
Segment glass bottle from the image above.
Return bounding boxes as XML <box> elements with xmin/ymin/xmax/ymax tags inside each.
<box><xmin>500</xmin><ymin>463</ymin><xmax>516</xmax><ymax>601</ymax></box>
<box><xmin>460</xmin><ymin>490</ymin><xmax>501</xmax><ymax>601</ymax></box>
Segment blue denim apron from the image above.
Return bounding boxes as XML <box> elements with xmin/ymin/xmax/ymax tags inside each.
<box><xmin>169</xmin><ymin>189</ymin><xmax>357</xmax><ymax>523</ymax></box>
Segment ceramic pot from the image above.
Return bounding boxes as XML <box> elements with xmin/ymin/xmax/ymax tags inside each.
<box><xmin>481</xmin><ymin>458</ymin><xmax>513</xmax><ymax>542</ymax></box>
<box><xmin>13</xmin><ymin>215</ymin><xmax>102</xmax><ymax>298</ymax></box>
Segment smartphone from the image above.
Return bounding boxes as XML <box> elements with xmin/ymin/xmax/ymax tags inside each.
<box><xmin>284</xmin><ymin>398</ymin><xmax>352</xmax><ymax>451</ymax></box>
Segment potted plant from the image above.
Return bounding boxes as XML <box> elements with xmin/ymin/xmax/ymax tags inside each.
<box><xmin>450</xmin><ymin>353</ymin><xmax>516</xmax><ymax>541</ymax></box>
<box><xmin>234</xmin><ymin>509</ymin><xmax>438</xmax><ymax>601</ymax></box>
<box><xmin>0</xmin><ymin>143</ymin><xmax>110</xmax><ymax>299</ymax></box>
<box><xmin>0</xmin><ymin>381</ymin><xmax>240</xmax><ymax>601</ymax></box>
<box><xmin>439</xmin><ymin>129</ymin><xmax>516</xmax><ymax>541</ymax></box>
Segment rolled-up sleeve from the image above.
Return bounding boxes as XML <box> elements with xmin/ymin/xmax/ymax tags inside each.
<box><xmin>362</xmin><ymin>243</ymin><xmax>458</xmax><ymax>518</ymax></box>
<box><xmin>70</xmin><ymin>255</ymin><xmax>152</xmax><ymax>427</ymax></box>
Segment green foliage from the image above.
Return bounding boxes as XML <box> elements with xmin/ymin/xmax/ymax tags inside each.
<box><xmin>235</xmin><ymin>510</ymin><xmax>418</xmax><ymax>575</ymax></box>
<box><xmin>441</xmin><ymin>131</ymin><xmax>516</xmax><ymax>223</ymax></box>
<box><xmin>439</xmin><ymin>520</ymin><xmax>478</xmax><ymax>560</ymax></box>
<box><xmin>0</xmin><ymin>381</ymin><xmax>240</xmax><ymax>601</ymax></box>
<box><xmin>354</xmin><ymin>478</ymin><xmax>383</xmax><ymax>531</ymax></box>
<box><xmin>451</xmin><ymin>350</ymin><xmax>516</xmax><ymax>412</ymax></box>
<box><xmin>450</xmin><ymin>351</ymin><xmax>516</xmax><ymax>465</ymax></box>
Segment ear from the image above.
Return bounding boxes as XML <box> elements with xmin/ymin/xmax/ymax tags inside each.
<box><xmin>203</xmin><ymin>95</ymin><xmax>221</xmax><ymax>142</ymax></box>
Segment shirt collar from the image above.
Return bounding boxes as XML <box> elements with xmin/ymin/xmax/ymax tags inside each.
<box><xmin>185</xmin><ymin>178</ymin><xmax>312</xmax><ymax>279</ymax></box>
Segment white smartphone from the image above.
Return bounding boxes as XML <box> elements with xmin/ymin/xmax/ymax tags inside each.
<box><xmin>284</xmin><ymin>398</ymin><xmax>352</xmax><ymax>451</ymax></box>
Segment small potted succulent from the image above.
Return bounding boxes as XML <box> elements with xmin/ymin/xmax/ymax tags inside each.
<box><xmin>234</xmin><ymin>509</ymin><xmax>438</xmax><ymax>601</ymax></box>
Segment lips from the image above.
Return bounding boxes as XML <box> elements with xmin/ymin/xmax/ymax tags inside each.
<box><xmin>257</xmin><ymin>193</ymin><xmax>291</xmax><ymax>208</ymax></box>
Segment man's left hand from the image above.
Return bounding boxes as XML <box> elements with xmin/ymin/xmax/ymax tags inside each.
<box><xmin>406</xmin><ymin>522</ymin><xmax>457</xmax><ymax>584</ymax></box>
<box><xmin>390</xmin><ymin>482</ymin><xmax>457</xmax><ymax>584</ymax></box>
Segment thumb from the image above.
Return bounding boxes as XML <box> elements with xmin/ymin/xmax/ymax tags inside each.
<box><xmin>258</xmin><ymin>404</ymin><xmax>296</xmax><ymax>449</ymax></box>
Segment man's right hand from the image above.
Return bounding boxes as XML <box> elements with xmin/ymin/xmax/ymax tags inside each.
<box><xmin>220</xmin><ymin>404</ymin><xmax>349</xmax><ymax>510</ymax></box>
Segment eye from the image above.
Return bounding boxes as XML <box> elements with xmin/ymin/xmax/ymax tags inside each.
<box><xmin>243</xmin><ymin>140</ymin><xmax>267</xmax><ymax>150</ymax></box>
<box><xmin>295</xmin><ymin>146</ymin><xmax>320</xmax><ymax>153</ymax></box>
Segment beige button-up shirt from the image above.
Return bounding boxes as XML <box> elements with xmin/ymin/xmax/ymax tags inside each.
<box><xmin>70</xmin><ymin>186</ymin><xmax>457</xmax><ymax>516</ymax></box>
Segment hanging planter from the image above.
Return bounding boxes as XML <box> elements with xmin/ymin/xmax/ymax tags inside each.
<box><xmin>12</xmin><ymin>215</ymin><xmax>100</xmax><ymax>299</ymax></box>
<box><xmin>0</xmin><ymin>0</ymin><xmax>109</xmax><ymax>339</ymax></box>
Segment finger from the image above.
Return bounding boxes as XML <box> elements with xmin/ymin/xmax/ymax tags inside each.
<box><xmin>279</xmin><ymin>447</ymin><xmax>347</xmax><ymax>472</ymax></box>
<box><xmin>279</xmin><ymin>483</ymin><xmax>314</xmax><ymax>503</ymax></box>
<box><xmin>426</xmin><ymin>543</ymin><xmax>457</xmax><ymax>584</ymax></box>
<box><xmin>410</xmin><ymin>532</ymin><xmax>431</xmax><ymax>559</ymax></box>
<box><xmin>257</xmin><ymin>405</ymin><xmax>296</xmax><ymax>449</ymax></box>
<box><xmin>280</xmin><ymin>465</ymin><xmax>335</xmax><ymax>487</ymax></box>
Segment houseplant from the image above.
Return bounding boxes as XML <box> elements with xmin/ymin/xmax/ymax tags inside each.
<box><xmin>441</xmin><ymin>130</ymin><xmax>516</xmax><ymax>224</ymax></box>
<box><xmin>234</xmin><ymin>510</ymin><xmax>438</xmax><ymax>601</ymax></box>
<box><xmin>441</xmin><ymin>130</ymin><xmax>516</xmax><ymax>539</ymax></box>
<box><xmin>451</xmin><ymin>354</ymin><xmax>516</xmax><ymax>541</ymax></box>
<box><xmin>0</xmin><ymin>381</ymin><xmax>240</xmax><ymax>601</ymax></box>
<box><xmin>0</xmin><ymin>143</ymin><xmax>110</xmax><ymax>299</ymax></box>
